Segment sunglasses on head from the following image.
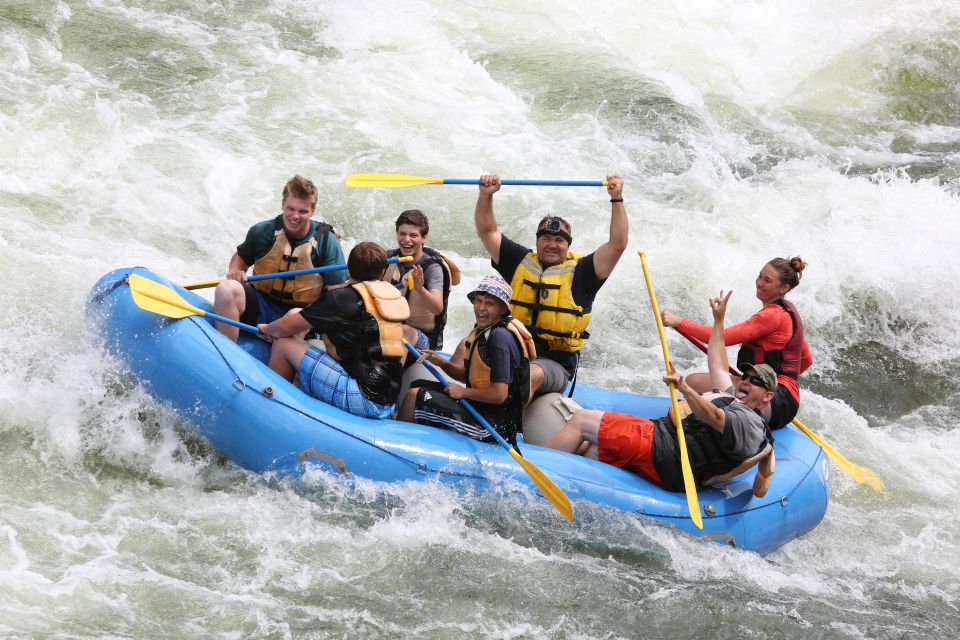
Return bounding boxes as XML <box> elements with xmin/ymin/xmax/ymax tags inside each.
<box><xmin>740</xmin><ymin>372</ymin><xmax>768</xmax><ymax>389</ymax></box>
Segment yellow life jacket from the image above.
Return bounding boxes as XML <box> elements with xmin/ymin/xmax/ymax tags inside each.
<box><xmin>383</xmin><ymin>247</ymin><xmax>460</xmax><ymax>349</ymax></box>
<box><xmin>508</xmin><ymin>251</ymin><xmax>591</xmax><ymax>352</ymax></box>
<box><xmin>321</xmin><ymin>281</ymin><xmax>410</xmax><ymax>361</ymax></box>
<box><xmin>252</xmin><ymin>222</ymin><xmax>334</xmax><ymax>305</ymax></box>
<box><xmin>465</xmin><ymin>318</ymin><xmax>535</xmax><ymax>389</ymax></box>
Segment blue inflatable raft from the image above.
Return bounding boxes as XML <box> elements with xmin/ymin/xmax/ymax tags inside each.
<box><xmin>87</xmin><ymin>267</ymin><xmax>829</xmax><ymax>554</ymax></box>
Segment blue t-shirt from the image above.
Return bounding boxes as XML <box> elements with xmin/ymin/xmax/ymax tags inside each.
<box><xmin>237</xmin><ymin>216</ymin><xmax>348</xmax><ymax>285</ymax></box>
<box><xmin>484</xmin><ymin>326</ymin><xmax>523</xmax><ymax>386</ymax></box>
<box><xmin>492</xmin><ymin>234</ymin><xmax>606</xmax><ymax>375</ymax></box>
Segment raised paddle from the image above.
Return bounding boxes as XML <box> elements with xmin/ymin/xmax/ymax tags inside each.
<box><xmin>346</xmin><ymin>173</ymin><xmax>608</xmax><ymax>189</ymax></box>
<box><xmin>182</xmin><ymin>256</ymin><xmax>413</xmax><ymax>291</ymax></box>
<box><xmin>129</xmin><ymin>274</ymin><xmax>262</xmax><ymax>334</ymax></box>
<box><xmin>402</xmin><ymin>340</ymin><xmax>574</xmax><ymax>521</ymax></box>
<box><xmin>673</xmin><ymin>327</ymin><xmax>885</xmax><ymax>492</ymax></box>
<box><xmin>638</xmin><ymin>251</ymin><xmax>703</xmax><ymax>530</ymax></box>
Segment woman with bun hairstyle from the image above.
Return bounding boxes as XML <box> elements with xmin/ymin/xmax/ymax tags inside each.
<box><xmin>660</xmin><ymin>257</ymin><xmax>811</xmax><ymax>429</ymax></box>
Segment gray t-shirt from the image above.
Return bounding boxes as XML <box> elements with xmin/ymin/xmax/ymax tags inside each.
<box><xmin>652</xmin><ymin>393</ymin><xmax>767</xmax><ymax>491</ymax></box>
<box><xmin>715</xmin><ymin>393</ymin><xmax>768</xmax><ymax>459</ymax></box>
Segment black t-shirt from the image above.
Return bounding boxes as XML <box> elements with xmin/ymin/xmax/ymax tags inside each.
<box><xmin>492</xmin><ymin>234</ymin><xmax>607</xmax><ymax>375</ymax></box>
<box><xmin>299</xmin><ymin>287</ymin><xmax>402</xmax><ymax>406</ymax></box>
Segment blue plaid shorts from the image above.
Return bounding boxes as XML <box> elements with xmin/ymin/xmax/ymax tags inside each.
<box><xmin>412</xmin><ymin>328</ymin><xmax>430</xmax><ymax>351</ymax></box>
<box><xmin>298</xmin><ymin>347</ymin><xmax>394</xmax><ymax>419</ymax></box>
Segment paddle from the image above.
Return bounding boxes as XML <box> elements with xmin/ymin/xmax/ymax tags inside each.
<box><xmin>673</xmin><ymin>327</ymin><xmax>885</xmax><ymax>492</ymax></box>
<box><xmin>638</xmin><ymin>252</ymin><xmax>703</xmax><ymax>530</ymax></box>
<box><xmin>129</xmin><ymin>274</ymin><xmax>262</xmax><ymax>334</ymax></box>
<box><xmin>346</xmin><ymin>173</ymin><xmax>608</xmax><ymax>189</ymax></box>
<box><xmin>182</xmin><ymin>256</ymin><xmax>413</xmax><ymax>291</ymax></box>
<box><xmin>402</xmin><ymin>340</ymin><xmax>574</xmax><ymax>521</ymax></box>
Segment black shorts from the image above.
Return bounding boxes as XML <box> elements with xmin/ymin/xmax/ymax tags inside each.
<box><xmin>412</xmin><ymin>381</ymin><xmax>493</xmax><ymax>442</ymax></box>
<box><xmin>769</xmin><ymin>386</ymin><xmax>799</xmax><ymax>429</ymax></box>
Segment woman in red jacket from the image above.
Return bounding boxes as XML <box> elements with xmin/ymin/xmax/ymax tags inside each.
<box><xmin>661</xmin><ymin>257</ymin><xmax>811</xmax><ymax>429</ymax></box>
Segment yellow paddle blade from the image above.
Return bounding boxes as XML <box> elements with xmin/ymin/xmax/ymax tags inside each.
<box><xmin>668</xmin><ymin>386</ymin><xmax>705</xmax><ymax>529</ymax></box>
<box><xmin>509</xmin><ymin>448</ymin><xmax>574</xmax><ymax>521</ymax></box>
<box><xmin>182</xmin><ymin>278</ymin><xmax>224</xmax><ymax>291</ymax></box>
<box><xmin>128</xmin><ymin>274</ymin><xmax>205</xmax><ymax>319</ymax></box>
<box><xmin>793</xmin><ymin>418</ymin><xmax>886</xmax><ymax>492</ymax></box>
<box><xmin>345</xmin><ymin>173</ymin><xmax>444</xmax><ymax>189</ymax></box>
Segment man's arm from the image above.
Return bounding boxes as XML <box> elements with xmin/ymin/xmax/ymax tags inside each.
<box><xmin>707</xmin><ymin>290</ymin><xmax>735</xmax><ymax>392</ymax></box>
<box><xmin>591</xmin><ymin>174</ymin><xmax>627</xmax><ymax>280</ymax></box>
<box><xmin>259</xmin><ymin>311</ymin><xmax>311</xmax><ymax>339</ymax></box>
<box><xmin>663</xmin><ymin>370</ymin><xmax>726</xmax><ymax>431</ymax></box>
<box><xmin>225</xmin><ymin>252</ymin><xmax>249</xmax><ymax>282</ymax></box>
<box><xmin>474</xmin><ymin>174</ymin><xmax>503</xmax><ymax>264</ymax></box>
<box><xmin>410</xmin><ymin>264</ymin><xmax>444</xmax><ymax>315</ymax></box>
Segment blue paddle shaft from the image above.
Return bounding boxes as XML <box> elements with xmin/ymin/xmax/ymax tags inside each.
<box><xmin>403</xmin><ymin>342</ymin><xmax>514</xmax><ymax>452</ymax></box>
<box><xmin>442</xmin><ymin>178</ymin><xmax>605</xmax><ymax>187</ymax></box>
<box><xmin>205</xmin><ymin>311</ymin><xmax>262</xmax><ymax>334</ymax></box>
<box><xmin>246</xmin><ymin>255</ymin><xmax>407</xmax><ymax>283</ymax></box>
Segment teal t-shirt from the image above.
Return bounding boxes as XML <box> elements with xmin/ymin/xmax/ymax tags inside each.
<box><xmin>237</xmin><ymin>215</ymin><xmax>347</xmax><ymax>285</ymax></box>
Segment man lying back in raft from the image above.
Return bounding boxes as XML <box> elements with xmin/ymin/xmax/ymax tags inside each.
<box><xmin>213</xmin><ymin>175</ymin><xmax>347</xmax><ymax>342</ymax></box>
<box><xmin>259</xmin><ymin>242</ymin><xmax>409</xmax><ymax>420</ymax></box>
<box><xmin>547</xmin><ymin>291</ymin><xmax>776</xmax><ymax>498</ymax></box>
<box><xmin>397</xmin><ymin>275</ymin><xmax>533</xmax><ymax>445</ymax></box>
<box><xmin>473</xmin><ymin>173</ymin><xmax>627</xmax><ymax>398</ymax></box>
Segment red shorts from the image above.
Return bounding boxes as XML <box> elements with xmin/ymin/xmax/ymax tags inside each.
<box><xmin>597</xmin><ymin>412</ymin><xmax>662</xmax><ymax>485</ymax></box>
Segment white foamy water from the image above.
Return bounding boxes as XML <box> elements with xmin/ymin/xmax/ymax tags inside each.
<box><xmin>2</xmin><ymin>1</ymin><xmax>959</xmax><ymax>637</ymax></box>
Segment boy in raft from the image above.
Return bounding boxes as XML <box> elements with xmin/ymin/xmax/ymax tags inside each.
<box><xmin>473</xmin><ymin>173</ymin><xmax>627</xmax><ymax>398</ymax></box>
<box><xmin>382</xmin><ymin>209</ymin><xmax>459</xmax><ymax>350</ymax></box>
<box><xmin>213</xmin><ymin>175</ymin><xmax>347</xmax><ymax>342</ymax></box>
<box><xmin>259</xmin><ymin>242</ymin><xmax>409</xmax><ymax>419</ymax></box>
<box><xmin>547</xmin><ymin>291</ymin><xmax>776</xmax><ymax>498</ymax></box>
<box><xmin>397</xmin><ymin>275</ymin><xmax>534</xmax><ymax>444</ymax></box>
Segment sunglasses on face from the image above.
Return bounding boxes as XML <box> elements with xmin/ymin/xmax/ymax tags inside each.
<box><xmin>740</xmin><ymin>372</ymin><xmax>768</xmax><ymax>389</ymax></box>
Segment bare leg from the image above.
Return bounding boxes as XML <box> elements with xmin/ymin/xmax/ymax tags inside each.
<box><xmin>268</xmin><ymin>337</ymin><xmax>310</xmax><ymax>382</ymax></box>
<box><xmin>685</xmin><ymin>372</ymin><xmax>714</xmax><ymax>393</ymax></box>
<box><xmin>213</xmin><ymin>280</ymin><xmax>246</xmax><ymax>342</ymax></box>
<box><xmin>396</xmin><ymin>387</ymin><xmax>419</xmax><ymax>422</ymax></box>
<box><xmin>546</xmin><ymin>409</ymin><xmax>604</xmax><ymax>453</ymax></box>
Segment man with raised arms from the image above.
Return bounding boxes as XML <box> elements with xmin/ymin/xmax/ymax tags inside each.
<box><xmin>547</xmin><ymin>291</ymin><xmax>776</xmax><ymax>498</ymax></box>
<box><xmin>213</xmin><ymin>175</ymin><xmax>347</xmax><ymax>342</ymax></box>
<box><xmin>473</xmin><ymin>173</ymin><xmax>627</xmax><ymax>397</ymax></box>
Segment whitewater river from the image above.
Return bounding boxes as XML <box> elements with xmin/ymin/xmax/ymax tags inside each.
<box><xmin>2</xmin><ymin>1</ymin><xmax>959</xmax><ymax>637</ymax></box>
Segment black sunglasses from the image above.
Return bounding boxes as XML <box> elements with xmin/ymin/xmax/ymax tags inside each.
<box><xmin>740</xmin><ymin>372</ymin><xmax>768</xmax><ymax>389</ymax></box>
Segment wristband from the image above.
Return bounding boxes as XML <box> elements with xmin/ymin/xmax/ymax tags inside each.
<box><xmin>610</xmin><ymin>198</ymin><xmax>624</xmax><ymax>203</ymax></box>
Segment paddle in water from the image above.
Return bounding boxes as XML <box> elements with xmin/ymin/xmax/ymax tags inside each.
<box><xmin>639</xmin><ymin>251</ymin><xmax>703</xmax><ymax>530</ymax></box>
<box><xmin>402</xmin><ymin>340</ymin><xmax>574</xmax><ymax>521</ymax></box>
<box><xmin>346</xmin><ymin>173</ymin><xmax>608</xmax><ymax>189</ymax></box>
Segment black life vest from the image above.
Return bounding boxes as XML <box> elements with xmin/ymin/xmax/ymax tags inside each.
<box><xmin>384</xmin><ymin>247</ymin><xmax>455</xmax><ymax>349</ymax></box>
<box><xmin>737</xmin><ymin>299</ymin><xmax>805</xmax><ymax>379</ymax></box>
<box><xmin>655</xmin><ymin>396</ymin><xmax>773</xmax><ymax>492</ymax></box>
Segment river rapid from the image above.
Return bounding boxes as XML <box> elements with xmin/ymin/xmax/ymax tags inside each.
<box><xmin>2</xmin><ymin>1</ymin><xmax>959</xmax><ymax>638</ymax></box>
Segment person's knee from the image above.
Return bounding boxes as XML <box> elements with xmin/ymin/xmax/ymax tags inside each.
<box><xmin>214</xmin><ymin>280</ymin><xmax>245</xmax><ymax>311</ymax></box>
<box><xmin>530</xmin><ymin>363</ymin><xmax>544</xmax><ymax>390</ymax></box>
